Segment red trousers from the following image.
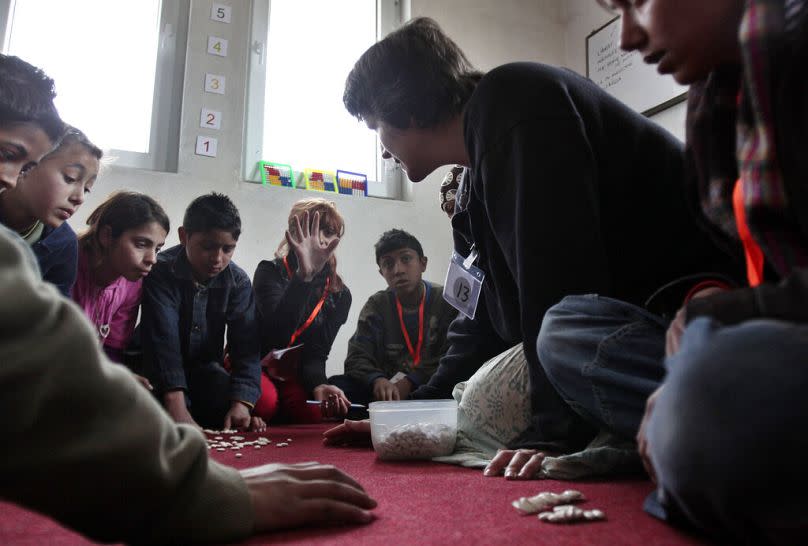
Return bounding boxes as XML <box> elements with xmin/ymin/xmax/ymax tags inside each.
<box><xmin>253</xmin><ymin>373</ymin><xmax>322</xmax><ymax>424</ymax></box>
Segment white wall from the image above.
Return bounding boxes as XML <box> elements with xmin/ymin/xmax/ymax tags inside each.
<box><xmin>560</xmin><ymin>0</ymin><xmax>687</xmax><ymax>141</ymax></box>
<box><xmin>67</xmin><ymin>0</ymin><xmax>568</xmax><ymax>377</ymax></box>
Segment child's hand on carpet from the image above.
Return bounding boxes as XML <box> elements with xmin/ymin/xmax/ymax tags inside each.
<box><xmin>483</xmin><ymin>448</ymin><xmax>549</xmax><ymax>479</ymax></box>
<box><xmin>322</xmin><ymin>419</ymin><xmax>371</xmax><ymax>447</ymax></box>
<box><xmin>224</xmin><ymin>401</ymin><xmax>259</xmax><ymax>431</ymax></box>
<box><xmin>241</xmin><ymin>462</ymin><xmax>377</xmax><ymax>531</ymax></box>
<box><xmin>164</xmin><ymin>391</ymin><xmax>202</xmax><ymax>431</ymax></box>
<box><xmin>249</xmin><ymin>415</ymin><xmax>268</xmax><ymax>433</ymax></box>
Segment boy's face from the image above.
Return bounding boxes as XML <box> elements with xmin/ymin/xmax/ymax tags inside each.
<box><xmin>369</xmin><ymin>118</ymin><xmax>436</xmax><ymax>183</ymax></box>
<box><xmin>0</xmin><ymin>122</ymin><xmax>53</xmax><ymax>193</ymax></box>
<box><xmin>599</xmin><ymin>0</ymin><xmax>744</xmax><ymax>85</ymax></box>
<box><xmin>16</xmin><ymin>141</ymin><xmax>98</xmax><ymax>227</ymax></box>
<box><xmin>179</xmin><ymin>227</ymin><xmax>237</xmax><ymax>283</ymax></box>
<box><xmin>378</xmin><ymin>247</ymin><xmax>427</xmax><ymax>297</ymax></box>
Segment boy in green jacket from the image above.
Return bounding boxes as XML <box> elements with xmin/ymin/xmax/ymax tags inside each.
<box><xmin>331</xmin><ymin>229</ymin><xmax>457</xmax><ymax>404</ymax></box>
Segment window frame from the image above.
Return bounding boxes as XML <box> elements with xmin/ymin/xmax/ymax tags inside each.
<box><xmin>0</xmin><ymin>0</ymin><xmax>189</xmax><ymax>173</ymax></box>
<box><xmin>243</xmin><ymin>0</ymin><xmax>404</xmax><ymax>199</ymax></box>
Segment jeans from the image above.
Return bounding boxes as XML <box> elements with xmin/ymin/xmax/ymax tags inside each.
<box><xmin>537</xmin><ymin>294</ymin><xmax>668</xmax><ymax>440</ymax></box>
<box><xmin>185</xmin><ymin>361</ymin><xmax>233</xmax><ymax>428</ymax></box>
<box><xmin>538</xmin><ymin>293</ymin><xmax>808</xmax><ymax>543</ymax></box>
<box><xmin>648</xmin><ymin>317</ymin><xmax>808</xmax><ymax>544</ymax></box>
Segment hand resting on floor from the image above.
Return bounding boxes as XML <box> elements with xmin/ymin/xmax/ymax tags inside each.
<box><xmin>323</xmin><ymin>419</ymin><xmax>372</xmax><ymax>447</ymax></box>
<box><xmin>241</xmin><ymin>462</ymin><xmax>377</xmax><ymax>531</ymax></box>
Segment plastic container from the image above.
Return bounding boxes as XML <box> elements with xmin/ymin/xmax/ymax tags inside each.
<box><xmin>368</xmin><ymin>399</ymin><xmax>458</xmax><ymax>460</ymax></box>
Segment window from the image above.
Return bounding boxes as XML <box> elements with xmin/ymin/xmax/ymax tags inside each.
<box><xmin>0</xmin><ymin>0</ymin><xmax>188</xmax><ymax>172</ymax></box>
<box><xmin>244</xmin><ymin>0</ymin><xmax>403</xmax><ymax>198</ymax></box>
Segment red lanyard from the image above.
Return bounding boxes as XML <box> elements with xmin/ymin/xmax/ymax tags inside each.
<box><xmin>395</xmin><ymin>287</ymin><xmax>425</xmax><ymax>368</ymax></box>
<box><xmin>732</xmin><ymin>179</ymin><xmax>765</xmax><ymax>287</ymax></box>
<box><xmin>283</xmin><ymin>256</ymin><xmax>331</xmax><ymax>346</ymax></box>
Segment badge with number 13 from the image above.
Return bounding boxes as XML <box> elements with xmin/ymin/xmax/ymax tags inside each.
<box><xmin>443</xmin><ymin>250</ymin><xmax>485</xmax><ymax>319</ymax></box>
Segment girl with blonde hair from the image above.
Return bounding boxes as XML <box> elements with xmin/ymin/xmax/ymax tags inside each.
<box><xmin>253</xmin><ymin>198</ymin><xmax>352</xmax><ymax>422</ymax></box>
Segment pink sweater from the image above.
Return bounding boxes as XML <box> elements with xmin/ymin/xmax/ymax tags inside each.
<box><xmin>71</xmin><ymin>246</ymin><xmax>142</xmax><ymax>362</ymax></box>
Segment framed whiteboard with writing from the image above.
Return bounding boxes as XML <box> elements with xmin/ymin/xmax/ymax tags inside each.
<box><xmin>586</xmin><ymin>16</ymin><xmax>687</xmax><ymax>116</ymax></box>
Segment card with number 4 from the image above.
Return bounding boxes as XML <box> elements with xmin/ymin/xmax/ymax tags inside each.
<box><xmin>207</xmin><ymin>36</ymin><xmax>228</xmax><ymax>57</ymax></box>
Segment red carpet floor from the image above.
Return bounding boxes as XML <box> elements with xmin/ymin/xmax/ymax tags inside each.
<box><xmin>0</xmin><ymin>424</ymin><xmax>712</xmax><ymax>545</ymax></box>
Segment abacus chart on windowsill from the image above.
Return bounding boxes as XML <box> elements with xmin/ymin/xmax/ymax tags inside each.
<box><xmin>195</xmin><ymin>2</ymin><xmax>232</xmax><ymax>159</ymax></box>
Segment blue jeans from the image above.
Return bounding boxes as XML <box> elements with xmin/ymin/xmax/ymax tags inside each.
<box><xmin>538</xmin><ymin>294</ymin><xmax>808</xmax><ymax>542</ymax></box>
<box><xmin>648</xmin><ymin>317</ymin><xmax>808</xmax><ymax>544</ymax></box>
<box><xmin>537</xmin><ymin>295</ymin><xmax>668</xmax><ymax>440</ymax></box>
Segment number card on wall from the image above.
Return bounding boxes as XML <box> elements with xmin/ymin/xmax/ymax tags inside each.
<box><xmin>195</xmin><ymin>135</ymin><xmax>218</xmax><ymax>157</ymax></box>
<box><xmin>336</xmin><ymin>170</ymin><xmax>368</xmax><ymax>197</ymax></box>
<box><xmin>204</xmin><ymin>73</ymin><xmax>226</xmax><ymax>94</ymax></box>
<box><xmin>200</xmin><ymin>108</ymin><xmax>222</xmax><ymax>130</ymax></box>
<box><xmin>207</xmin><ymin>36</ymin><xmax>228</xmax><ymax>57</ymax></box>
<box><xmin>303</xmin><ymin>169</ymin><xmax>337</xmax><ymax>193</ymax></box>
<box><xmin>259</xmin><ymin>161</ymin><xmax>295</xmax><ymax>188</ymax></box>
<box><xmin>211</xmin><ymin>3</ymin><xmax>232</xmax><ymax>23</ymax></box>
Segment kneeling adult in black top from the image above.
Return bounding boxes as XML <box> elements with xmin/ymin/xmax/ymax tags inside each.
<box><xmin>341</xmin><ymin>17</ymin><xmax>741</xmax><ymax>469</ymax></box>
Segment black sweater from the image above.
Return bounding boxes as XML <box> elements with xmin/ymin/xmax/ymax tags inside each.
<box><xmin>253</xmin><ymin>253</ymin><xmax>352</xmax><ymax>393</ymax></box>
<box><xmin>413</xmin><ymin>63</ymin><xmax>742</xmax><ymax>451</ymax></box>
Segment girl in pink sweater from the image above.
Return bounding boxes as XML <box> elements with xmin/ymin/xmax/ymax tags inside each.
<box><xmin>72</xmin><ymin>192</ymin><xmax>169</xmax><ymax>374</ymax></box>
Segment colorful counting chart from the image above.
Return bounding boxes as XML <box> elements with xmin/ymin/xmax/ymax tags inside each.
<box><xmin>259</xmin><ymin>161</ymin><xmax>294</xmax><ymax>188</ymax></box>
<box><xmin>336</xmin><ymin>170</ymin><xmax>368</xmax><ymax>197</ymax></box>
<box><xmin>303</xmin><ymin>169</ymin><xmax>337</xmax><ymax>193</ymax></box>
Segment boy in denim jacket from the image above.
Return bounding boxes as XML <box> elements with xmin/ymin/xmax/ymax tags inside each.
<box><xmin>142</xmin><ymin>193</ymin><xmax>264</xmax><ymax>431</ymax></box>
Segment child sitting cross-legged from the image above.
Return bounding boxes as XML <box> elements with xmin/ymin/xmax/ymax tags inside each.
<box><xmin>330</xmin><ymin>229</ymin><xmax>458</xmax><ymax>405</ymax></box>
<box><xmin>253</xmin><ymin>198</ymin><xmax>352</xmax><ymax>422</ymax></box>
<box><xmin>141</xmin><ymin>192</ymin><xmax>266</xmax><ymax>432</ymax></box>
<box><xmin>72</xmin><ymin>191</ymin><xmax>169</xmax><ymax>389</ymax></box>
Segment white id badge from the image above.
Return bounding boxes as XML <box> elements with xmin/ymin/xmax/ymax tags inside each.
<box><xmin>443</xmin><ymin>250</ymin><xmax>485</xmax><ymax>319</ymax></box>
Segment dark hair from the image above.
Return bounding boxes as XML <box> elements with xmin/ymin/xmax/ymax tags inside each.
<box><xmin>80</xmin><ymin>191</ymin><xmax>170</xmax><ymax>254</ymax></box>
<box><xmin>344</xmin><ymin>17</ymin><xmax>483</xmax><ymax>129</ymax></box>
<box><xmin>53</xmin><ymin>126</ymin><xmax>103</xmax><ymax>160</ymax></box>
<box><xmin>375</xmin><ymin>229</ymin><xmax>424</xmax><ymax>263</ymax></box>
<box><xmin>183</xmin><ymin>192</ymin><xmax>241</xmax><ymax>239</ymax></box>
<box><xmin>0</xmin><ymin>54</ymin><xmax>65</xmax><ymax>141</ymax></box>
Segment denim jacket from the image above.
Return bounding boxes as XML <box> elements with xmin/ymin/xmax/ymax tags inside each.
<box><xmin>141</xmin><ymin>244</ymin><xmax>261</xmax><ymax>405</ymax></box>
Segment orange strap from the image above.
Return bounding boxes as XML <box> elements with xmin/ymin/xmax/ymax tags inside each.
<box><xmin>284</xmin><ymin>256</ymin><xmax>331</xmax><ymax>346</ymax></box>
<box><xmin>732</xmin><ymin>179</ymin><xmax>765</xmax><ymax>287</ymax></box>
<box><xmin>395</xmin><ymin>288</ymin><xmax>425</xmax><ymax>368</ymax></box>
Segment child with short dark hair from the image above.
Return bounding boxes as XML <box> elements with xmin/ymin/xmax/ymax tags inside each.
<box><xmin>141</xmin><ymin>192</ymin><xmax>265</xmax><ymax>432</ymax></box>
<box><xmin>0</xmin><ymin>55</ymin><xmax>65</xmax><ymax>170</ymax></box>
<box><xmin>330</xmin><ymin>229</ymin><xmax>457</xmax><ymax>404</ymax></box>
<box><xmin>0</xmin><ymin>127</ymin><xmax>101</xmax><ymax>296</ymax></box>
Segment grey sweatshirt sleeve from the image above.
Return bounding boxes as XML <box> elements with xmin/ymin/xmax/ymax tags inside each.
<box><xmin>0</xmin><ymin>228</ymin><xmax>254</xmax><ymax>545</ymax></box>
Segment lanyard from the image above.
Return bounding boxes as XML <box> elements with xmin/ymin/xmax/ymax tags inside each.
<box><xmin>283</xmin><ymin>256</ymin><xmax>331</xmax><ymax>346</ymax></box>
<box><xmin>395</xmin><ymin>286</ymin><xmax>425</xmax><ymax>368</ymax></box>
<box><xmin>732</xmin><ymin>179</ymin><xmax>765</xmax><ymax>287</ymax></box>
